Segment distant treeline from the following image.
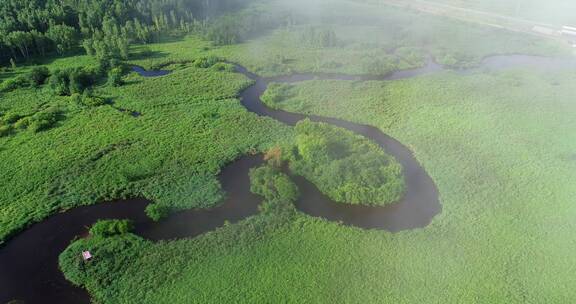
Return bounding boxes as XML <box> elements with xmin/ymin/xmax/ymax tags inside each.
<box><xmin>0</xmin><ymin>0</ymin><xmax>263</xmax><ymax>65</ymax></box>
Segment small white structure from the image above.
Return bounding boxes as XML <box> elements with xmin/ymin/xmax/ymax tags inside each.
<box><xmin>81</xmin><ymin>251</ymin><xmax>93</xmax><ymax>261</ymax></box>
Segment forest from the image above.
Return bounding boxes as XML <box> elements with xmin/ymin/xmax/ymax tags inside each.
<box><xmin>0</xmin><ymin>0</ymin><xmax>278</xmax><ymax>66</ymax></box>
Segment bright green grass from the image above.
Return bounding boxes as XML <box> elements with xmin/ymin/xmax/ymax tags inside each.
<box><xmin>60</xmin><ymin>66</ymin><xmax>576</xmax><ymax>302</ymax></box>
<box><xmin>0</xmin><ymin>60</ymin><xmax>292</xmax><ymax>244</ymax></box>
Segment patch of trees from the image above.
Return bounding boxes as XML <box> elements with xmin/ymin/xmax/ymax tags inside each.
<box><xmin>47</xmin><ymin>67</ymin><xmax>99</xmax><ymax>96</ymax></box>
<box><xmin>0</xmin><ymin>66</ymin><xmax>50</xmax><ymax>92</ymax></box>
<box><xmin>0</xmin><ymin>0</ymin><xmax>256</xmax><ymax>64</ymax></box>
<box><xmin>286</xmin><ymin>119</ymin><xmax>405</xmax><ymax>206</ymax></box>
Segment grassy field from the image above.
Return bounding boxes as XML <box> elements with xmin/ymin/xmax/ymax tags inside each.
<box><xmin>0</xmin><ymin>56</ymin><xmax>292</xmax><ymax>244</ymax></box>
<box><xmin>59</xmin><ymin>64</ymin><xmax>576</xmax><ymax>302</ymax></box>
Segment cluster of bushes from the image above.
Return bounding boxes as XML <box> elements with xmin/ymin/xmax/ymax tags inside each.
<box><xmin>0</xmin><ymin>66</ymin><xmax>50</xmax><ymax>92</ymax></box>
<box><xmin>286</xmin><ymin>120</ymin><xmax>405</xmax><ymax>206</ymax></box>
<box><xmin>0</xmin><ymin>106</ymin><xmax>63</xmax><ymax>136</ymax></box>
<box><xmin>15</xmin><ymin>107</ymin><xmax>62</xmax><ymax>133</ymax></box>
<box><xmin>70</xmin><ymin>90</ymin><xmax>107</xmax><ymax>107</ymax></box>
<box><xmin>47</xmin><ymin>67</ymin><xmax>100</xmax><ymax>96</ymax></box>
<box><xmin>193</xmin><ymin>56</ymin><xmax>221</xmax><ymax>68</ymax></box>
<box><xmin>0</xmin><ymin>112</ymin><xmax>19</xmax><ymax>137</ymax></box>
<box><xmin>0</xmin><ymin>124</ymin><xmax>12</xmax><ymax>137</ymax></box>
<box><xmin>261</xmin><ymin>83</ymin><xmax>296</xmax><ymax>106</ymax></box>
<box><xmin>89</xmin><ymin>219</ymin><xmax>134</xmax><ymax>237</ymax></box>
<box><xmin>249</xmin><ymin>165</ymin><xmax>299</xmax><ymax>203</ymax></box>
<box><xmin>1</xmin><ymin>63</ymin><xmax>126</xmax><ymax>100</ymax></box>
<box><xmin>191</xmin><ymin>56</ymin><xmax>236</xmax><ymax>72</ymax></box>
<box><xmin>145</xmin><ymin>204</ymin><xmax>171</xmax><ymax>222</ymax></box>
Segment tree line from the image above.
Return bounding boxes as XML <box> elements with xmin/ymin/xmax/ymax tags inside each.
<box><xmin>0</xmin><ymin>0</ymin><xmax>254</xmax><ymax>65</ymax></box>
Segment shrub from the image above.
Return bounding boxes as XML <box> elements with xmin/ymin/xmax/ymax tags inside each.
<box><xmin>14</xmin><ymin>117</ymin><xmax>31</xmax><ymax>129</ymax></box>
<box><xmin>28</xmin><ymin>66</ymin><xmax>50</xmax><ymax>86</ymax></box>
<box><xmin>361</xmin><ymin>56</ymin><xmax>396</xmax><ymax>76</ymax></box>
<box><xmin>249</xmin><ymin>165</ymin><xmax>299</xmax><ymax>203</ymax></box>
<box><xmin>261</xmin><ymin>83</ymin><xmax>295</xmax><ymax>108</ymax></box>
<box><xmin>107</xmin><ymin>67</ymin><xmax>124</xmax><ymax>87</ymax></box>
<box><xmin>0</xmin><ymin>125</ymin><xmax>12</xmax><ymax>137</ymax></box>
<box><xmin>28</xmin><ymin>108</ymin><xmax>60</xmax><ymax>132</ymax></box>
<box><xmin>48</xmin><ymin>68</ymin><xmax>97</xmax><ymax>96</ymax></box>
<box><xmin>2</xmin><ymin>112</ymin><xmax>21</xmax><ymax>124</ymax></box>
<box><xmin>48</xmin><ymin>69</ymin><xmax>71</xmax><ymax>95</ymax></box>
<box><xmin>211</xmin><ymin>62</ymin><xmax>235</xmax><ymax>72</ymax></box>
<box><xmin>69</xmin><ymin>68</ymin><xmax>95</xmax><ymax>94</ymax></box>
<box><xmin>80</xmin><ymin>90</ymin><xmax>106</xmax><ymax>107</ymax></box>
<box><xmin>29</xmin><ymin>118</ymin><xmax>54</xmax><ymax>132</ymax></box>
<box><xmin>145</xmin><ymin>204</ymin><xmax>170</xmax><ymax>221</ymax></box>
<box><xmin>299</xmin><ymin>26</ymin><xmax>338</xmax><ymax>48</ymax></box>
<box><xmin>0</xmin><ymin>75</ymin><xmax>30</xmax><ymax>92</ymax></box>
<box><xmin>89</xmin><ymin>219</ymin><xmax>134</xmax><ymax>237</ymax></box>
<box><xmin>193</xmin><ymin>56</ymin><xmax>221</xmax><ymax>68</ymax></box>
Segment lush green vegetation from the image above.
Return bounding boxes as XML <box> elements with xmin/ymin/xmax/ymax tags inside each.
<box><xmin>0</xmin><ymin>53</ymin><xmax>292</xmax><ymax>244</ymax></box>
<box><xmin>3</xmin><ymin>0</ymin><xmax>576</xmax><ymax>302</ymax></box>
<box><xmin>89</xmin><ymin>219</ymin><xmax>134</xmax><ymax>237</ymax></box>
<box><xmin>249</xmin><ymin>165</ymin><xmax>299</xmax><ymax>203</ymax></box>
<box><xmin>271</xmin><ymin>118</ymin><xmax>404</xmax><ymax>206</ymax></box>
<box><xmin>59</xmin><ymin>64</ymin><xmax>576</xmax><ymax>303</ymax></box>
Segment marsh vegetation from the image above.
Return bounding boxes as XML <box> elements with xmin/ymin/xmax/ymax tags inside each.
<box><xmin>1</xmin><ymin>0</ymin><xmax>576</xmax><ymax>303</ymax></box>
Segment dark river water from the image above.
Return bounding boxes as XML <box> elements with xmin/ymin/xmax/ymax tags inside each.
<box><xmin>1</xmin><ymin>54</ymin><xmax>574</xmax><ymax>303</ymax></box>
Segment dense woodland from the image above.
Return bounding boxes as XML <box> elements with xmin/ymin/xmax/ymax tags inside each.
<box><xmin>0</xmin><ymin>0</ymin><xmax>273</xmax><ymax>65</ymax></box>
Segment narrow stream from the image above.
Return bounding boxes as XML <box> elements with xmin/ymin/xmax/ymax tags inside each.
<box><xmin>1</xmin><ymin>54</ymin><xmax>574</xmax><ymax>303</ymax></box>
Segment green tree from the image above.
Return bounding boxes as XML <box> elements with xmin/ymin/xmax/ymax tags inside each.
<box><xmin>46</xmin><ymin>24</ymin><xmax>77</xmax><ymax>55</ymax></box>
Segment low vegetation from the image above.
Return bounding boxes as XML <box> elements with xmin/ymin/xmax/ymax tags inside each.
<box><xmin>0</xmin><ymin>54</ymin><xmax>292</xmax><ymax>244</ymax></box>
<box><xmin>59</xmin><ymin>65</ymin><xmax>576</xmax><ymax>303</ymax></box>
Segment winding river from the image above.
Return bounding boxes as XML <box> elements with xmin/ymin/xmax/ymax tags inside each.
<box><xmin>1</xmin><ymin>54</ymin><xmax>575</xmax><ymax>303</ymax></box>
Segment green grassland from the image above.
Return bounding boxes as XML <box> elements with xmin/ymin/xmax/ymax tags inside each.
<box><xmin>0</xmin><ymin>59</ymin><xmax>293</xmax><ymax>244</ymax></box>
<box><xmin>60</xmin><ymin>65</ymin><xmax>576</xmax><ymax>302</ymax></box>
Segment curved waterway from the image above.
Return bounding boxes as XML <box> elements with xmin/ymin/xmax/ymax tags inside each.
<box><xmin>1</xmin><ymin>54</ymin><xmax>574</xmax><ymax>303</ymax></box>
